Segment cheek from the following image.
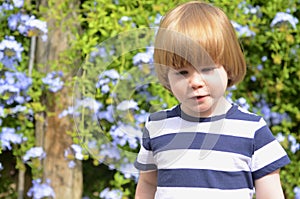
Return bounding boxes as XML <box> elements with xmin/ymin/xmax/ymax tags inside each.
<box><xmin>204</xmin><ymin>71</ymin><xmax>228</xmax><ymax>93</ymax></box>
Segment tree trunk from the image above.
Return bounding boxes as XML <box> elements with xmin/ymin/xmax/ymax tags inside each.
<box><xmin>35</xmin><ymin>0</ymin><xmax>82</xmax><ymax>198</ymax></box>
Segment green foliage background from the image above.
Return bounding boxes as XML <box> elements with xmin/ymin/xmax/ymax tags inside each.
<box><xmin>0</xmin><ymin>0</ymin><xmax>299</xmax><ymax>198</ymax></box>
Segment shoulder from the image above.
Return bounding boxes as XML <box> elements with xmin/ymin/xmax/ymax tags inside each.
<box><xmin>147</xmin><ymin>105</ymin><xmax>180</xmax><ymax>122</ymax></box>
<box><xmin>227</xmin><ymin>104</ymin><xmax>263</xmax><ymax>122</ymax></box>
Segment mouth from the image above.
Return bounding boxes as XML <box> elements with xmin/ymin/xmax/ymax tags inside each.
<box><xmin>191</xmin><ymin>95</ymin><xmax>209</xmax><ymax>101</ymax></box>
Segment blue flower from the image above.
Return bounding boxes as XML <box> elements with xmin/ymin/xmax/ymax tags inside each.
<box><xmin>12</xmin><ymin>0</ymin><xmax>24</xmax><ymax>8</ymax></box>
<box><xmin>7</xmin><ymin>13</ymin><xmax>48</xmax><ymax>41</ymax></box>
<box><xmin>102</xmin><ymin>69</ymin><xmax>120</xmax><ymax>79</ymax></box>
<box><xmin>275</xmin><ymin>132</ymin><xmax>285</xmax><ymax>143</ymax></box>
<box><xmin>23</xmin><ymin>147</ymin><xmax>46</xmax><ymax>162</ymax></box>
<box><xmin>119</xmin><ymin>163</ymin><xmax>139</xmax><ymax>179</ymax></box>
<box><xmin>250</xmin><ymin>75</ymin><xmax>256</xmax><ymax>82</ymax></box>
<box><xmin>99</xmin><ymin>188</ymin><xmax>123</xmax><ymax>199</ymax></box>
<box><xmin>97</xmin><ymin>69</ymin><xmax>120</xmax><ymax>94</ymax></box>
<box><xmin>110</xmin><ymin>124</ymin><xmax>140</xmax><ymax>149</ymax></box>
<box><xmin>134</xmin><ymin>110</ymin><xmax>149</xmax><ymax>125</ymax></box>
<box><xmin>0</xmin><ymin>71</ymin><xmax>32</xmax><ymax>104</ymax></box>
<box><xmin>257</xmin><ymin>64</ymin><xmax>263</xmax><ymax>71</ymax></box>
<box><xmin>25</xmin><ymin>16</ymin><xmax>48</xmax><ymax>41</ymax></box>
<box><xmin>27</xmin><ymin>179</ymin><xmax>55</xmax><ymax>199</ymax></box>
<box><xmin>116</xmin><ymin>99</ymin><xmax>139</xmax><ymax>111</ymax></box>
<box><xmin>97</xmin><ymin>105</ymin><xmax>114</xmax><ymax>123</ymax></box>
<box><xmin>119</xmin><ymin>16</ymin><xmax>132</xmax><ymax>25</ymax></box>
<box><xmin>58</xmin><ymin>106</ymin><xmax>75</xmax><ymax>118</ymax></box>
<box><xmin>294</xmin><ymin>187</ymin><xmax>300</xmax><ymax>199</ymax></box>
<box><xmin>77</xmin><ymin>97</ymin><xmax>102</xmax><ymax>113</ymax></box>
<box><xmin>99</xmin><ymin>143</ymin><xmax>121</xmax><ymax>162</ymax></box>
<box><xmin>0</xmin><ymin>106</ymin><xmax>5</xmax><ymax>117</ymax></box>
<box><xmin>64</xmin><ymin>144</ymin><xmax>84</xmax><ymax>168</ymax></box>
<box><xmin>231</xmin><ymin>21</ymin><xmax>256</xmax><ymax>37</ymax></box>
<box><xmin>0</xmin><ymin>36</ymin><xmax>24</xmax><ymax>70</ymax></box>
<box><xmin>288</xmin><ymin>135</ymin><xmax>300</xmax><ymax>153</ymax></box>
<box><xmin>261</xmin><ymin>56</ymin><xmax>268</xmax><ymax>62</ymax></box>
<box><xmin>0</xmin><ymin>2</ymin><xmax>14</xmax><ymax>11</ymax></box>
<box><xmin>0</xmin><ymin>127</ymin><xmax>23</xmax><ymax>150</ymax></box>
<box><xmin>271</xmin><ymin>12</ymin><xmax>299</xmax><ymax>29</ymax></box>
<box><xmin>68</xmin><ymin>160</ymin><xmax>76</xmax><ymax>168</ymax></box>
<box><xmin>133</xmin><ymin>51</ymin><xmax>153</xmax><ymax>65</ymax></box>
<box><xmin>10</xmin><ymin>105</ymin><xmax>27</xmax><ymax>114</ymax></box>
<box><xmin>42</xmin><ymin>71</ymin><xmax>64</xmax><ymax>92</ymax></box>
<box><xmin>70</xmin><ymin>144</ymin><xmax>84</xmax><ymax>160</ymax></box>
<box><xmin>236</xmin><ymin>97</ymin><xmax>250</xmax><ymax>110</ymax></box>
<box><xmin>0</xmin><ymin>162</ymin><xmax>3</xmax><ymax>171</ymax></box>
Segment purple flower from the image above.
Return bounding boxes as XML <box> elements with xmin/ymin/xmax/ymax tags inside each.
<box><xmin>294</xmin><ymin>187</ymin><xmax>300</xmax><ymax>199</ymax></box>
<box><xmin>261</xmin><ymin>56</ymin><xmax>268</xmax><ymax>62</ymax></box>
<box><xmin>100</xmin><ymin>188</ymin><xmax>123</xmax><ymax>199</ymax></box>
<box><xmin>70</xmin><ymin>144</ymin><xmax>84</xmax><ymax>160</ymax></box>
<box><xmin>42</xmin><ymin>71</ymin><xmax>64</xmax><ymax>92</ymax></box>
<box><xmin>99</xmin><ymin>143</ymin><xmax>121</xmax><ymax>161</ymax></box>
<box><xmin>133</xmin><ymin>52</ymin><xmax>153</xmax><ymax>65</ymax></box>
<box><xmin>12</xmin><ymin>0</ymin><xmax>24</xmax><ymax>8</ymax></box>
<box><xmin>119</xmin><ymin>163</ymin><xmax>139</xmax><ymax>179</ymax></box>
<box><xmin>271</xmin><ymin>12</ymin><xmax>299</xmax><ymax>29</ymax></box>
<box><xmin>23</xmin><ymin>147</ymin><xmax>46</xmax><ymax>162</ymax></box>
<box><xmin>68</xmin><ymin>160</ymin><xmax>76</xmax><ymax>169</ymax></box>
<box><xmin>25</xmin><ymin>16</ymin><xmax>48</xmax><ymax>41</ymax></box>
<box><xmin>64</xmin><ymin>144</ymin><xmax>84</xmax><ymax>168</ymax></box>
<box><xmin>116</xmin><ymin>100</ymin><xmax>139</xmax><ymax>111</ymax></box>
<box><xmin>236</xmin><ymin>97</ymin><xmax>250</xmax><ymax>110</ymax></box>
<box><xmin>109</xmin><ymin>124</ymin><xmax>140</xmax><ymax>149</ymax></box>
<box><xmin>0</xmin><ymin>71</ymin><xmax>32</xmax><ymax>104</ymax></box>
<box><xmin>7</xmin><ymin>13</ymin><xmax>48</xmax><ymax>41</ymax></box>
<box><xmin>0</xmin><ymin>36</ymin><xmax>24</xmax><ymax>70</ymax></box>
<box><xmin>27</xmin><ymin>179</ymin><xmax>55</xmax><ymax>199</ymax></box>
<box><xmin>231</xmin><ymin>21</ymin><xmax>256</xmax><ymax>37</ymax></box>
<box><xmin>0</xmin><ymin>2</ymin><xmax>14</xmax><ymax>11</ymax></box>
<box><xmin>275</xmin><ymin>132</ymin><xmax>285</xmax><ymax>143</ymax></box>
<box><xmin>0</xmin><ymin>127</ymin><xmax>23</xmax><ymax>150</ymax></box>
<box><xmin>58</xmin><ymin>106</ymin><xmax>74</xmax><ymax>118</ymax></box>
<box><xmin>97</xmin><ymin>105</ymin><xmax>114</xmax><ymax>123</ymax></box>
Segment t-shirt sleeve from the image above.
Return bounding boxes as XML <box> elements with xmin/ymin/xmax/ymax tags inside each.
<box><xmin>251</xmin><ymin>118</ymin><xmax>290</xmax><ymax>180</ymax></box>
<box><xmin>134</xmin><ymin>125</ymin><xmax>157</xmax><ymax>171</ymax></box>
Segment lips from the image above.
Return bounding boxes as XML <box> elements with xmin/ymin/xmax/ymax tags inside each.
<box><xmin>190</xmin><ymin>95</ymin><xmax>209</xmax><ymax>102</ymax></box>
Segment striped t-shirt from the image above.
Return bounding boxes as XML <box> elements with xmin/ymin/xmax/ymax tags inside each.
<box><xmin>134</xmin><ymin>104</ymin><xmax>290</xmax><ymax>199</ymax></box>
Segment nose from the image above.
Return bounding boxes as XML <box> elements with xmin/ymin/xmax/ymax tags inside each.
<box><xmin>189</xmin><ymin>72</ymin><xmax>205</xmax><ymax>89</ymax></box>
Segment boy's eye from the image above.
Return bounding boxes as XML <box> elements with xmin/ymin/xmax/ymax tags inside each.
<box><xmin>176</xmin><ymin>70</ymin><xmax>188</xmax><ymax>75</ymax></box>
<box><xmin>201</xmin><ymin>67</ymin><xmax>216</xmax><ymax>73</ymax></box>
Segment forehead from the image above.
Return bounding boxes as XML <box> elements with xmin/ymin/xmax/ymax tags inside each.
<box><xmin>155</xmin><ymin>29</ymin><xmax>216</xmax><ymax>70</ymax></box>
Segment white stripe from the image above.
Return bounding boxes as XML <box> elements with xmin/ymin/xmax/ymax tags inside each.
<box><xmin>155</xmin><ymin>149</ymin><xmax>251</xmax><ymax>171</ymax></box>
<box><xmin>136</xmin><ymin>146</ymin><xmax>156</xmax><ymax>165</ymax></box>
<box><xmin>251</xmin><ymin>140</ymin><xmax>287</xmax><ymax>171</ymax></box>
<box><xmin>147</xmin><ymin>117</ymin><xmax>263</xmax><ymax>139</ymax></box>
<box><xmin>155</xmin><ymin>187</ymin><xmax>254</xmax><ymax>199</ymax></box>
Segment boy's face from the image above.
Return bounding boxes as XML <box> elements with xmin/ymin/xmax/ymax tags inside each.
<box><xmin>167</xmin><ymin>64</ymin><xmax>228</xmax><ymax>117</ymax></box>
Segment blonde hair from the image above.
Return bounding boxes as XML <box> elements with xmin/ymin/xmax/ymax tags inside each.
<box><xmin>154</xmin><ymin>1</ymin><xmax>246</xmax><ymax>90</ymax></box>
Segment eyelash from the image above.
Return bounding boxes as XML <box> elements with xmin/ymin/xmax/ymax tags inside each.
<box><xmin>176</xmin><ymin>67</ymin><xmax>216</xmax><ymax>75</ymax></box>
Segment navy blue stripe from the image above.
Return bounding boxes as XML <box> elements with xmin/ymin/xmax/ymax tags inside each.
<box><xmin>149</xmin><ymin>104</ymin><xmax>261</xmax><ymax>123</ymax></box>
<box><xmin>252</xmin><ymin>155</ymin><xmax>290</xmax><ymax>180</ymax></box>
<box><xmin>151</xmin><ymin>132</ymin><xmax>253</xmax><ymax>157</ymax></box>
<box><xmin>226</xmin><ymin>107</ymin><xmax>261</xmax><ymax>122</ymax></box>
<box><xmin>254</xmin><ymin>126</ymin><xmax>275</xmax><ymax>150</ymax></box>
<box><xmin>134</xmin><ymin>161</ymin><xmax>157</xmax><ymax>171</ymax></box>
<box><xmin>142</xmin><ymin>127</ymin><xmax>152</xmax><ymax>150</ymax></box>
<box><xmin>157</xmin><ymin>169</ymin><xmax>253</xmax><ymax>189</ymax></box>
<box><xmin>149</xmin><ymin>107</ymin><xmax>179</xmax><ymax>121</ymax></box>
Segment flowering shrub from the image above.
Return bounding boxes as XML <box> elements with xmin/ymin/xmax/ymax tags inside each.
<box><xmin>0</xmin><ymin>0</ymin><xmax>299</xmax><ymax>199</ymax></box>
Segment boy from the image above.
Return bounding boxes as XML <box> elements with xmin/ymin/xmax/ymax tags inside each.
<box><xmin>134</xmin><ymin>1</ymin><xmax>290</xmax><ymax>198</ymax></box>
